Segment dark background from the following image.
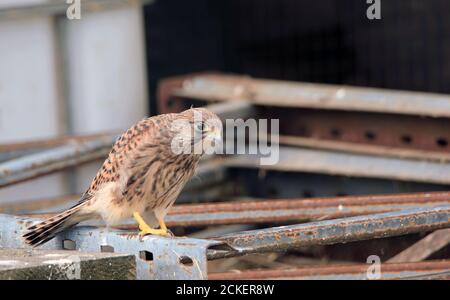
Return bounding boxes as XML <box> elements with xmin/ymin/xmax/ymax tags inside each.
<box><xmin>143</xmin><ymin>0</ymin><xmax>450</xmax><ymax>114</ymax></box>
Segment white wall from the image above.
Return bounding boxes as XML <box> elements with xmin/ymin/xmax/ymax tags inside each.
<box><xmin>61</xmin><ymin>5</ymin><xmax>148</xmax><ymax>193</ymax></box>
<box><xmin>0</xmin><ymin>15</ymin><xmax>68</xmax><ymax>203</ymax></box>
<box><xmin>0</xmin><ymin>2</ymin><xmax>149</xmax><ymax>202</ymax></box>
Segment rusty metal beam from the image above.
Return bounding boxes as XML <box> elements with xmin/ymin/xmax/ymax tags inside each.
<box><xmin>206</xmin><ymin>101</ymin><xmax>256</xmax><ymax>121</ymax></box>
<box><xmin>0</xmin><ymin>133</ymin><xmax>112</xmax><ymax>153</ymax></box>
<box><xmin>6</xmin><ymin>202</ymin><xmax>450</xmax><ymax>270</ymax></box>
<box><xmin>260</xmin><ymin>108</ymin><xmax>450</xmax><ymax>153</ymax></box>
<box><xmin>273</xmin><ymin>135</ymin><xmax>450</xmax><ymax>163</ymax></box>
<box><xmin>388</xmin><ymin>229</ymin><xmax>450</xmax><ymax>263</ymax></box>
<box><xmin>208</xmin><ymin>260</ymin><xmax>450</xmax><ymax>280</ymax></box>
<box><xmin>168</xmin><ymin>191</ymin><xmax>450</xmax><ymax>227</ymax></box>
<box><xmin>15</xmin><ymin>191</ymin><xmax>450</xmax><ymax>228</ymax></box>
<box><xmin>0</xmin><ymin>214</ymin><xmax>219</xmax><ymax>280</ymax></box>
<box><xmin>207</xmin><ymin>205</ymin><xmax>450</xmax><ymax>259</ymax></box>
<box><xmin>0</xmin><ymin>134</ymin><xmax>114</xmax><ymax>163</ymax></box>
<box><xmin>0</xmin><ymin>136</ymin><xmax>117</xmax><ymax>188</ymax></box>
<box><xmin>158</xmin><ymin>73</ymin><xmax>209</xmax><ymax>114</ymax></box>
<box><xmin>160</xmin><ymin>74</ymin><xmax>450</xmax><ymax>153</ymax></box>
<box><xmin>168</xmin><ymin>73</ymin><xmax>450</xmax><ymax>118</ymax></box>
<box><xmin>0</xmin><ymin>195</ymin><xmax>78</xmax><ymax>215</ymax></box>
<box><xmin>225</xmin><ymin>145</ymin><xmax>450</xmax><ymax>185</ymax></box>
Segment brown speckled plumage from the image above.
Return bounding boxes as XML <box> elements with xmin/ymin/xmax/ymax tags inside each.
<box><xmin>23</xmin><ymin>108</ymin><xmax>221</xmax><ymax>246</ymax></box>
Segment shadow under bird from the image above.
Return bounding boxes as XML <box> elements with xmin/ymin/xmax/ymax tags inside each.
<box><xmin>23</xmin><ymin>108</ymin><xmax>222</xmax><ymax>247</ymax></box>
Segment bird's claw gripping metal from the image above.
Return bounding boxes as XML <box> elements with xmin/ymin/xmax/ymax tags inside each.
<box><xmin>133</xmin><ymin>212</ymin><xmax>172</xmax><ymax>238</ymax></box>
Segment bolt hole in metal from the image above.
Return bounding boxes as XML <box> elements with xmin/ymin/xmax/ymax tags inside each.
<box><xmin>62</xmin><ymin>239</ymin><xmax>76</xmax><ymax>250</ymax></box>
<box><xmin>400</xmin><ymin>134</ymin><xmax>413</xmax><ymax>144</ymax></box>
<box><xmin>139</xmin><ymin>250</ymin><xmax>153</xmax><ymax>261</ymax></box>
<box><xmin>100</xmin><ymin>245</ymin><xmax>115</xmax><ymax>253</ymax></box>
<box><xmin>436</xmin><ymin>137</ymin><xmax>448</xmax><ymax>148</ymax></box>
<box><xmin>364</xmin><ymin>130</ymin><xmax>377</xmax><ymax>141</ymax></box>
<box><xmin>330</xmin><ymin>128</ymin><xmax>342</xmax><ymax>138</ymax></box>
<box><xmin>179</xmin><ymin>256</ymin><xmax>193</xmax><ymax>266</ymax></box>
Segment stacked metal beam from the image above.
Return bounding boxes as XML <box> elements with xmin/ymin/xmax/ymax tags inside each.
<box><xmin>1</xmin><ymin>73</ymin><xmax>449</xmax><ymax>279</ymax></box>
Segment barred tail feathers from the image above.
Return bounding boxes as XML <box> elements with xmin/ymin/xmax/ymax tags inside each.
<box><xmin>23</xmin><ymin>202</ymin><xmax>89</xmax><ymax>247</ymax></box>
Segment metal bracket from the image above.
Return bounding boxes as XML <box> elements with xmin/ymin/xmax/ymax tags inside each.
<box><xmin>0</xmin><ymin>214</ymin><xmax>224</xmax><ymax>279</ymax></box>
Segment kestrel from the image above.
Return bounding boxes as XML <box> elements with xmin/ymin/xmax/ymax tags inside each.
<box><xmin>23</xmin><ymin>107</ymin><xmax>222</xmax><ymax>246</ymax></box>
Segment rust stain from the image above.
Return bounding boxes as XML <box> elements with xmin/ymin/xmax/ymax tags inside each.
<box><xmin>17</xmin><ymin>191</ymin><xmax>450</xmax><ymax>228</ymax></box>
<box><xmin>209</xmin><ymin>260</ymin><xmax>450</xmax><ymax>280</ymax></box>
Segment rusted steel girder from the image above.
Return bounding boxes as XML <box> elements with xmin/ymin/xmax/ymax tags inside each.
<box><xmin>16</xmin><ymin>191</ymin><xmax>450</xmax><ymax>228</ymax></box>
<box><xmin>0</xmin><ymin>136</ymin><xmax>117</xmax><ymax>188</ymax></box>
<box><xmin>207</xmin><ymin>205</ymin><xmax>450</xmax><ymax>259</ymax></box>
<box><xmin>0</xmin><ymin>133</ymin><xmax>112</xmax><ymax>153</ymax></box>
<box><xmin>158</xmin><ymin>73</ymin><xmax>450</xmax><ymax>153</ymax></box>
<box><xmin>168</xmin><ymin>191</ymin><xmax>450</xmax><ymax>226</ymax></box>
<box><xmin>160</xmin><ymin>73</ymin><xmax>450</xmax><ymax>118</ymax></box>
<box><xmin>7</xmin><ymin>202</ymin><xmax>450</xmax><ymax>262</ymax></box>
<box><xmin>225</xmin><ymin>146</ymin><xmax>450</xmax><ymax>185</ymax></box>
<box><xmin>208</xmin><ymin>260</ymin><xmax>450</xmax><ymax>280</ymax></box>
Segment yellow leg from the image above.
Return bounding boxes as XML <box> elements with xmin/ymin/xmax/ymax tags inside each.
<box><xmin>158</xmin><ymin>217</ymin><xmax>168</xmax><ymax>232</ymax></box>
<box><xmin>133</xmin><ymin>212</ymin><xmax>170</xmax><ymax>237</ymax></box>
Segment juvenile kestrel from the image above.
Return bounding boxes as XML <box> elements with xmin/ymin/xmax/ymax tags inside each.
<box><xmin>23</xmin><ymin>108</ymin><xmax>222</xmax><ymax>246</ymax></box>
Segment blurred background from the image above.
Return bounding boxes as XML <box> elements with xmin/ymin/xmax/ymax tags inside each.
<box><xmin>1</xmin><ymin>0</ymin><xmax>450</xmax><ymax>278</ymax></box>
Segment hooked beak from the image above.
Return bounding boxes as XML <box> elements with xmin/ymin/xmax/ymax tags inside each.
<box><xmin>202</xmin><ymin>126</ymin><xmax>222</xmax><ymax>150</ymax></box>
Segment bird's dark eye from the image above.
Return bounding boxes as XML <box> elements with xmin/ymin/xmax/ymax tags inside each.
<box><xmin>194</xmin><ymin>122</ymin><xmax>204</xmax><ymax>132</ymax></box>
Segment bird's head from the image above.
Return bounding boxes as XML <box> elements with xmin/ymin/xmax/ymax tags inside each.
<box><xmin>170</xmin><ymin>107</ymin><xmax>222</xmax><ymax>155</ymax></box>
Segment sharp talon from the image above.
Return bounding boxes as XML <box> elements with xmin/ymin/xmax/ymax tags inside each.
<box><xmin>138</xmin><ymin>223</ymin><xmax>171</xmax><ymax>237</ymax></box>
<box><xmin>133</xmin><ymin>212</ymin><xmax>173</xmax><ymax>238</ymax></box>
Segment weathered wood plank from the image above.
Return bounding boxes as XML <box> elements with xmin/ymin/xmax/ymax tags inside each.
<box><xmin>0</xmin><ymin>248</ymin><xmax>135</xmax><ymax>280</ymax></box>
